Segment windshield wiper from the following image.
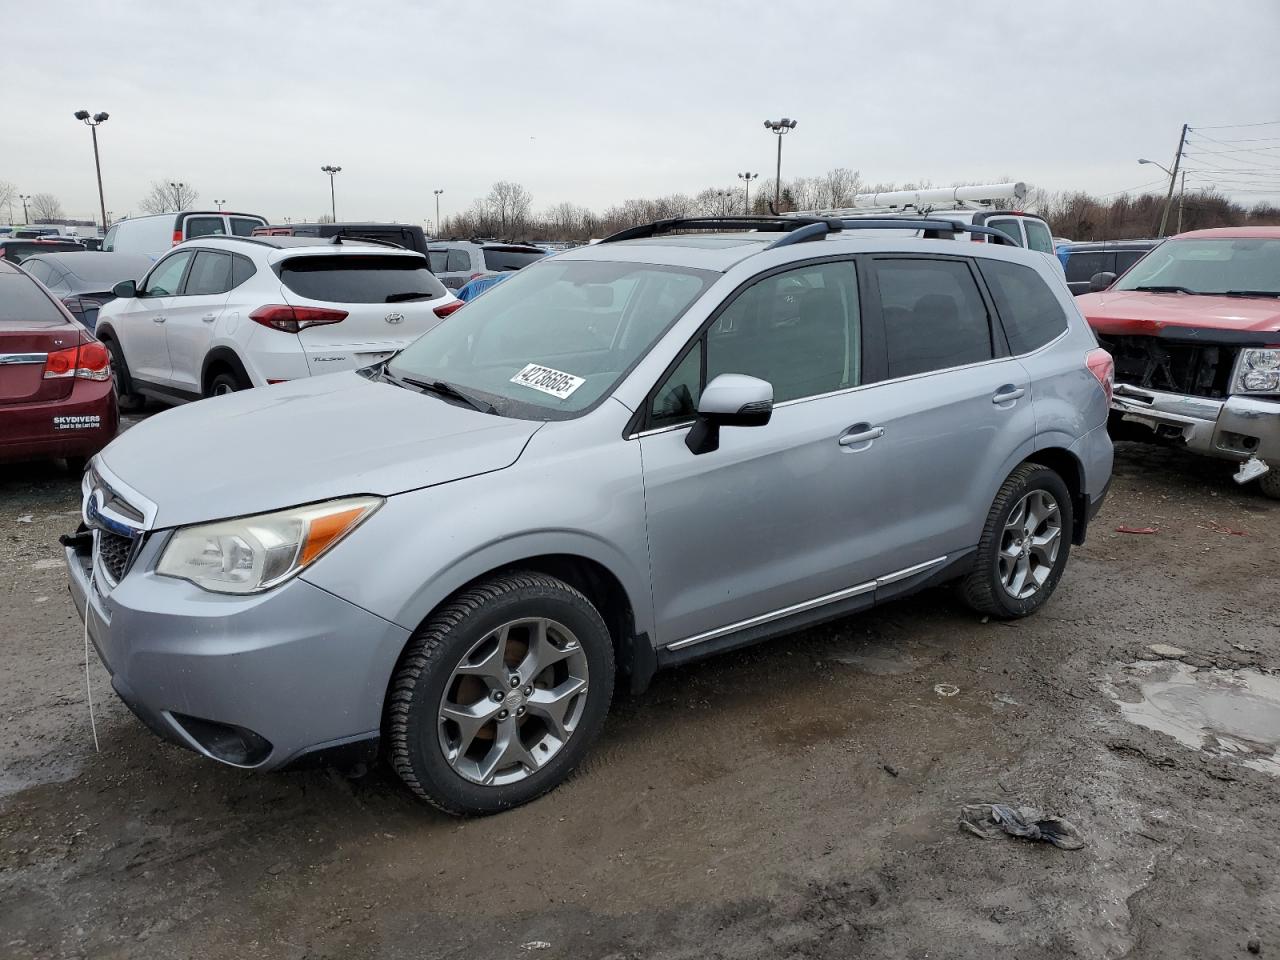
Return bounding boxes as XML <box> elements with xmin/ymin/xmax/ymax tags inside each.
<box><xmin>1131</xmin><ymin>285</ymin><xmax>1198</xmax><ymax>294</ymax></box>
<box><xmin>1220</xmin><ymin>290</ymin><xmax>1280</xmax><ymax>299</ymax></box>
<box><xmin>401</xmin><ymin>375</ymin><xmax>496</xmax><ymax>414</ymax></box>
<box><xmin>385</xmin><ymin>291</ymin><xmax>435</xmax><ymax>303</ymax></box>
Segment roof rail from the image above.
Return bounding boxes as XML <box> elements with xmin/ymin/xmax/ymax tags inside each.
<box><xmin>187</xmin><ymin>234</ymin><xmax>280</xmax><ymax>249</ymax></box>
<box><xmin>329</xmin><ymin>234</ymin><xmax>406</xmax><ymax>249</ymax></box>
<box><xmin>599</xmin><ymin>215</ymin><xmax>1021</xmax><ymax>249</ymax></box>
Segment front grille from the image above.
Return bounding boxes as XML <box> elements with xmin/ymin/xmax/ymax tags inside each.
<box><xmin>96</xmin><ymin>530</ymin><xmax>136</xmax><ymax>585</ymax></box>
<box><xmin>1097</xmin><ymin>334</ymin><xmax>1238</xmax><ymax>399</ymax></box>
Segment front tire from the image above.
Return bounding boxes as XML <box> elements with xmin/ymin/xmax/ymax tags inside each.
<box><xmin>962</xmin><ymin>463</ymin><xmax>1073</xmax><ymax>619</ymax></box>
<box><xmin>388</xmin><ymin>572</ymin><xmax>615</xmax><ymax>815</ymax></box>
<box><xmin>1259</xmin><ymin>468</ymin><xmax>1280</xmax><ymax>501</ymax></box>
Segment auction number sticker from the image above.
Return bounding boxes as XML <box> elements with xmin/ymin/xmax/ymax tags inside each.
<box><xmin>510</xmin><ymin>363</ymin><xmax>585</xmax><ymax>400</ymax></box>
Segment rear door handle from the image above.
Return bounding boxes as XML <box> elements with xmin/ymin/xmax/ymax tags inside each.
<box><xmin>992</xmin><ymin>385</ymin><xmax>1025</xmax><ymax>403</ymax></box>
<box><xmin>202</xmin><ymin>313</ymin><xmax>216</xmax><ymax>323</ymax></box>
<box><xmin>839</xmin><ymin>425</ymin><xmax>885</xmax><ymax>447</ymax></box>
<box><xmin>152</xmin><ymin>316</ymin><xmax>166</xmax><ymax>324</ymax></box>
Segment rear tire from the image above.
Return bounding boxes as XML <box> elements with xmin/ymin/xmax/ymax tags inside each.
<box><xmin>206</xmin><ymin>369</ymin><xmax>250</xmax><ymax>398</ymax></box>
<box><xmin>1260</xmin><ymin>469</ymin><xmax>1280</xmax><ymax>501</ymax></box>
<box><xmin>388</xmin><ymin>571</ymin><xmax>615</xmax><ymax>816</ymax></box>
<box><xmin>962</xmin><ymin>463</ymin><xmax>1073</xmax><ymax>619</ymax></box>
<box><xmin>103</xmin><ymin>336</ymin><xmax>144</xmax><ymax>412</ymax></box>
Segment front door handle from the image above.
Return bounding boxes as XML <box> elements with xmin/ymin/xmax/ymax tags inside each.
<box><xmin>152</xmin><ymin>316</ymin><xmax>166</xmax><ymax>324</ymax></box>
<box><xmin>838</xmin><ymin>424</ymin><xmax>885</xmax><ymax>447</ymax></box>
<box><xmin>992</xmin><ymin>384</ymin><xmax>1025</xmax><ymax>404</ymax></box>
<box><xmin>202</xmin><ymin>313</ymin><xmax>216</xmax><ymax>323</ymax></box>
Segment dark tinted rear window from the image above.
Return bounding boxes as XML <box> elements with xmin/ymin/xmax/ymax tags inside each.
<box><xmin>184</xmin><ymin>251</ymin><xmax>234</xmax><ymax>296</ymax></box>
<box><xmin>1</xmin><ymin>241</ymin><xmax>82</xmax><ymax>263</ymax></box>
<box><xmin>278</xmin><ymin>255</ymin><xmax>447</xmax><ymax>303</ymax></box>
<box><xmin>0</xmin><ymin>272</ymin><xmax>67</xmax><ymax>323</ymax></box>
<box><xmin>979</xmin><ymin>259</ymin><xmax>1070</xmax><ymax>354</ymax></box>
<box><xmin>185</xmin><ymin>216</ymin><xmax>226</xmax><ymax>239</ymax></box>
<box><xmin>1114</xmin><ymin>250</ymin><xmax>1147</xmax><ymax>274</ymax></box>
<box><xmin>229</xmin><ymin>217</ymin><xmax>264</xmax><ymax>236</ymax></box>
<box><xmin>446</xmin><ymin>249</ymin><xmax>471</xmax><ymax>272</ymax></box>
<box><xmin>428</xmin><ymin>251</ymin><xmax>448</xmax><ymax>272</ymax></box>
<box><xmin>482</xmin><ymin>248</ymin><xmax>544</xmax><ymax>271</ymax></box>
<box><xmin>232</xmin><ymin>254</ymin><xmax>256</xmax><ymax>288</ymax></box>
<box><xmin>1064</xmin><ymin>251</ymin><xmax>1114</xmax><ymax>283</ymax></box>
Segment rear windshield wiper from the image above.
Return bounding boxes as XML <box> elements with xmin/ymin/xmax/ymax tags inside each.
<box><xmin>1131</xmin><ymin>285</ymin><xmax>1197</xmax><ymax>294</ymax></box>
<box><xmin>400</xmin><ymin>375</ymin><xmax>496</xmax><ymax>414</ymax></box>
<box><xmin>385</xmin><ymin>291</ymin><xmax>436</xmax><ymax>303</ymax></box>
<box><xmin>1220</xmin><ymin>290</ymin><xmax>1280</xmax><ymax>299</ymax></box>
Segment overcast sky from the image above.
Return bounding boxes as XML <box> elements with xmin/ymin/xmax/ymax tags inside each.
<box><xmin>4</xmin><ymin>0</ymin><xmax>1279</xmax><ymax>226</ymax></box>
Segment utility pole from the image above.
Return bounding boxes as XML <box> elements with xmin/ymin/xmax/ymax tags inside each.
<box><xmin>1157</xmin><ymin>123</ymin><xmax>1188</xmax><ymax>237</ymax></box>
<box><xmin>1176</xmin><ymin>171</ymin><xmax>1187</xmax><ymax>234</ymax></box>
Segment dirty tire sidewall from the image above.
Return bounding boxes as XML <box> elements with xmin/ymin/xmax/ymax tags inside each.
<box><xmin>962</xmin><ymin>463</ymin><xmax>1074</xmax><ymax>619</ymax></box>
<box><xmin>388</xmin><ymin>572</ymin><xmax>615</xmax><ymax>816</ymax></box>
<box><xmin>207</xmin><ymin>371</ymin><xmax>247</xmax><ymax>398</ymax></box>
<box><xmin>1259</xmin><ymin>469</ymin><xmax>1280</xmax><ymax>501</ymax></box>
<box><xmin>103</xmin><ymin>336</ymin><xmax>144</xmax><ymax>412</ymax></box>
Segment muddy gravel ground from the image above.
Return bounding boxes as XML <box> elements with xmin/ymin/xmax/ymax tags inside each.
<box><xmin>2</xmin><ymin>440</ymin><xmax>1278</xmax><ymax>959</ymax></box>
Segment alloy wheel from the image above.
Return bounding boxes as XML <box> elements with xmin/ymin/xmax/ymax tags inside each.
<box><xmin>997</xmin><ymin>489</ymin><xmax>1062</xmax><ymax>600</ymax></box>
<box><xmin>437</xmin><ymin>617</ymin><xmax>590</xmax><ymax>786</ymax></box>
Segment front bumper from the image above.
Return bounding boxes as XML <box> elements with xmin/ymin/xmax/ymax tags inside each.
<box><xmin>65</xmin><ymin>529</ymin><xmax>410</xmax><ymax>770</ymax></box>
<box><xmin>1111</xmin><ymin>384</ymin><xmax>1280</xmax><ymax>465</ymax></box>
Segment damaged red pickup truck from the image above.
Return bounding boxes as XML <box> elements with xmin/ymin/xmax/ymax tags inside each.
<box><xmin>1076</xmin><ymin>226</ymin><xmax>1280</xmax><ymax>499</ymax></box>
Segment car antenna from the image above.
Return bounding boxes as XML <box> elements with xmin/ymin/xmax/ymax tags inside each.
<box><xmin>330</xmin><ymin>234</ymin><xmax>343</xmax><ymax>245</ymax></box>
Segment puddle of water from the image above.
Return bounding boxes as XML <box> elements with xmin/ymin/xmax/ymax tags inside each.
<box><xmin>1114</xmin><ymin>661</ymin><xmax>1280</xmax><ymax>775</ymax></box>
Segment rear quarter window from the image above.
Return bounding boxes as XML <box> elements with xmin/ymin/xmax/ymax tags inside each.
<box><xmin>446</xmin><ymin>249</ymin><xmax>471</xmax><ymax>272</ymax></box>
<box><xmin>229</xmin><ymin>217</ymin><xmax>266</xmax><ymax>237</ymax></box>
<box><xmin>0</xmin><ymin>272</ymin><xmax>67</xmax><ymax>323</ymax></box>
<box><xmin>978</xmin><ymin>259</ymin><xmax>1070</xmax><ymax>354</ymax></box>
<box><xmin>278</xmin><ymin>255</ymin><xmax>447</xmax><ymax>304</ymax></box>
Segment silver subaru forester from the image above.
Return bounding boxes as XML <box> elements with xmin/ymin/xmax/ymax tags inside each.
<box><xmin>66</xmin><ymin>216</ymin><xmax>1114</xmax><ymax>815</ymax></box>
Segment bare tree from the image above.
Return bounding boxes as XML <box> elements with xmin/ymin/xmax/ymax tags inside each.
<box><xmin>139</xmin><ymin>179</ymin><xmax>201</xmax><ymax>215</ymax></box>
<box><xmin>0</xmin><ymin>180</ymin><xmax>15</xmax><ymax>222</ymax></box>
<box><xmin>28</xmin><ymin>193</ymin><xmax>65</xmax><ymax>222</ymax></box>
<box><xmin>316</xmin><ymin>213</ymin><xmax>335</xmax><ymax>224</ymax></box>
<box><xmin>486</xmin><ymin>181</ymin><xmax>532</xmax><ymax>238</ymax></box>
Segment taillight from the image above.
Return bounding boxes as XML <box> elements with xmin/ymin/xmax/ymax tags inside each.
<box><xmin>434</xmin><ymin>301</ymin><xmax>464</xmax><ymax>319</ymax></box>
<box><xmin>43</xmin><ymin>341</ymin><xmax>111</xmax><ymax>381</ymax></box>
<box><xmin>249</xmin><ymin>304</ymin><xmax>348</xmax><ymax>333</ymax></box>
<box><xmin>1086</xmin><ymin>348</ymin><xmax>1114</xmax><ymax>405</ymax></box>
<box><xmin>172</xmin><ymin>229</ymin><xmax>183</xmax><ymax>246</ymax></box>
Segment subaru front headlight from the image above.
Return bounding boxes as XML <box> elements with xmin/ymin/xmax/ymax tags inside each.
<box><xmin>1233</xmin><ymin>348</ymin><xmax>1280</xmax><ymax>394</ymax></box>
<box><xmin>157</xmin><ymin>496</ymin><xmax>382</xmax><ymax>594</ymax></box>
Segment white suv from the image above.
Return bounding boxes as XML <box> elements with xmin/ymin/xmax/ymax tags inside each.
<box><xmin>95</xmin><ymin>236</ymin><xmax>460</xmax><ymax>407</ymax></box>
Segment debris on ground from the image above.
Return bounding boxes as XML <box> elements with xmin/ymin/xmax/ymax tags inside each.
<box><xmin>1249</xmin><ymin>937</ymin><xmax>1261</xmax><ymax>954</ymax></box>
<box><xmin>520</xmin><ymin>942</ymin><xmax>552</xmax><ymax>951</ymax></box>
<box><xmin>934</xmin><ymin>683</ymin><xmax>959</xmax><ymax>697</ymax></box>
<box><xmin>959</xmin><ymin>803</ymin><xmax>1085</xmax><ymax>850</ymax></box>
<box><xmin>1115</xmin><ymin>525</ymin><xmax>1159</xmax><ymax>535</ymax></box>
<box><xmin>15</xmin><ymin>514</ymin><xmax>33</xmax><ymax>523</ymax></box>
<box><xmin>882</xmin><ymin>764</ymin><xmax>899</xmax><ymax>777</ymax></box>
<box><xmin>1148</xmin><ymin>643</ymin><xmax>1188</xmax><ymax>659</ymax></box>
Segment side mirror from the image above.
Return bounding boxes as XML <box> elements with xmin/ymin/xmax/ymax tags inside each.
<box><xmin>112</xmin><ymin>279</ymin><xmax>137</xmax><ymax>299</ymax></box>
<box><xmin>1088</xmin><ymin>271</ymin><xmax>1117</xmax><ymax>293</ymax></box>
<box><xmin>686</xmin><ymin>374</ymin><xmax>773</xmax><ymax>455</ymax></box>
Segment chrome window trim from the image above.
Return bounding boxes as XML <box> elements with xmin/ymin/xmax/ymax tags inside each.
<box><xmin>665</xmin><ymin>555</ymin><xmax>947</xmax><ymax>651</ymax></box>
<box><xmin>0</xmin><ymin>352</ymin><xmax>48</xmax><ymax>365</ymax></box>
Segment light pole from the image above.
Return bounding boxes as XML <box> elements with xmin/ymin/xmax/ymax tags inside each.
<box><xmin>763</xmin><ymin>118</ymin><xmax>797</xmax><ymax>211</ymax></box>
<box><xmin>737</xmin><ymin>172</ymin><xmax>758</xmax><ymax>215</ymax></box>
<box><xmin>168</xmin><ymin>181</ymin><xmax>186</xmax><ymax>211</ymax></box>
<box><xmin>215</xmin><ymin>199</ymin><xmax>226</xmax><ymax>211</ymax></box>
<box><xmin>433</xmin><ymin>188</ymin><xmax>444</xmax><ymax>235</ymax></box>
<box><xmin>715</xmin><ymin>189</ymin><xmax>734</xmax><ymax>217</ymax></box>
<box><xmin>19</xmin><ymin>194</ymin><xmax>31</xmax><ymax>225</ymax></box>
<box><xmin>321</xmin><ymin>165</ymin><xmax>342</xmax><ymax>221</ymax></box>
<box><xmin>73</xmin><ymin>110</ymin><xmax>110</xmax><ymax>231</ymax></box>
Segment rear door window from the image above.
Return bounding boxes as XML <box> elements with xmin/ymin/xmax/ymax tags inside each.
<box><xmin>184</xmin><ymin>251</ymin><xmax>234</xmax><ymax>296</ymax></box>
<box><xmin>184</xmin><ymin>216</ymin><xmax>226</xmax><ymax>240</ymax></box>
<box><xmin>1063</xmin><ymin>251</ymin><xmax>1114</xmax><ymax>283</ymax></box>
<box><xmin>0</xmin><ymin>271</ymin><xmax>66</xmax><ymax>322</ymax></box>
<box><xmin>978</xmin><ymin>259</ymin><xmax>1070</xmax><ymax>354</ymax></box>
<box><xmin>229</xmin><ymin>217</ymin><xmax>265</xmax><ymax>236</ymax></box>
<box><xmin>873</xmin><ymin>258</ymin><xmax>994</xmax><ymax>379</ymax></box>
<box><xmin>482</xmin><ymin>247</ymin><xmax>545</xmax><ymax>271</ymax></box>
<box><xmin>987</xmin><ymin>219</ymin><xmax>1024</xmax><ymax>246</ymax></box>
<box><xmin>1023</xmin><ymin>219</ymin><xmax>1055</xmax><ymax>254</ymax></box>
<box><xmin>278</xmin><ymin>254</ymin><xmax>447</xmax><ymax>303</ymax></box>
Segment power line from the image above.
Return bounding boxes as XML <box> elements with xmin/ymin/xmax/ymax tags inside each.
<box><xmin>1189</xmin><ymin>120</ymin><xmax>1280</xmax><ymax>130</ymax></box>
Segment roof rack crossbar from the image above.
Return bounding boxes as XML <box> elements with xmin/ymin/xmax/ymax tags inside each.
<box><xmin>601</xmin><ymin>215</ymin><xmax>1020</xmax><ymax>249</ymax></box>
<box><xmin>600</xmin><ymin>215</ymin><xmax>832</xmax><ymax>244</ymax></box>
<box><xmin>766</xmin><ymin>218</ymin><xmax>1021</xmax><ymax>248</ymax></box>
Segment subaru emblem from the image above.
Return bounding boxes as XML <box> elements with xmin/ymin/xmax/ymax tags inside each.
<box><xmin>385</xmin><ymin>312</ymin><xmax>404</xmax><ymax>325</ymax></box>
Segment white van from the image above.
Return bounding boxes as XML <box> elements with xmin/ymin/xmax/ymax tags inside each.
<box><xmin>104</xmin><ymin>210</ymin><xmax>267</xmax><ymax>260</ymax></box>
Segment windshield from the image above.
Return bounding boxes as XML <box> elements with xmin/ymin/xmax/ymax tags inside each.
<box><xmin>1113</xmin><ymin>237</ymin><xmax>1280</xmax><ymax>296</ymax></box>
<box><xmin>387</xmin><ymin>258</ymin><xmax>715</xmax><ymax>419</ymax></box>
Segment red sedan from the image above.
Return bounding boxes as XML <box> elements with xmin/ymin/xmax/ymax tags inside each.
<box><xmin>1</xmin><ymin>259</ymin><xmax>117</xmax><ymax>469</ymax></box>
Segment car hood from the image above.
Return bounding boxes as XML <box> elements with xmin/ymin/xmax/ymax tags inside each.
<box><xmin>99</xmin><ymin>372</ymin><xmax>542</xmax><ymax>528</ymax></box>
<box><xmin>1078</xmin><ymin>290</ymin><xmax>1280</xmax><ymax>336</ymax></box>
